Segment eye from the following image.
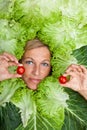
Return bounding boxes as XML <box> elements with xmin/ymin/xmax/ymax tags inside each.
<box><xmin>25</xmin><ymin>60</ymin><xmax>33</xmax><ymax>65</ymax></box>
<box><xmin>42</xmin><ymin>62</ymin><xmax>50</xmax><ymax>67</ymax></box>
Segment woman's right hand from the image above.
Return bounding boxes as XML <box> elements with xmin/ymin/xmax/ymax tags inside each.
<box><xmin>0</xmin><ymin>52</ymin><xmax>22</xmax><ymax>81</ymax></box>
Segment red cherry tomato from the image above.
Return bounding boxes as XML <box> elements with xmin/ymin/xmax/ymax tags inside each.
<box><xmin>17</xmin><ymin>66</ymin><xmax>25</xmax><ymax>75</ymax></box>
<box><xmin>58</xmin><ymin>75</ymin><xmax>67</xmax><ymax>84</ymax></box>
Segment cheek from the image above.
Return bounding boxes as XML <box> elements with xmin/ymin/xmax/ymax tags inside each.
<box><xmin>41</xmin><ymin>67</ymin><xmax>51</xmax><ymax>77</ymax></box>
<box><xmin>24</xmin><ymin>69</ymin><xmax>29</xmax><ymax>76</ymax></box>
<box><xmin>23</xmin><ymin>65</ymin><xmax>33</xmax><ymax>75</ymax></box>
<box><xmin>22</xmin><ymin>69</ymin><xmax>30</xmax><ymax>87</ymax></box>
<box><xmin>22</xmin><ymin>67</ymin><xmax>31</xmax><ymax>80</ymax></box>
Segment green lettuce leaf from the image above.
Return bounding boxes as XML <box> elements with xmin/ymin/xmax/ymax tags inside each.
<box><xmin>38</xmin><ymin>18</ymin><xmax>76</xmax><ymax>50</ymax></box>
<box><xmin>0</xmin><ymin>78</ymin><xmax>25</xmax><ymax>106</ymax></box>
<box><xmin>11</xmin><ymin>88</ymin><xmax>34</xmax><ymax>128</ymax></box>
<box><xmin>15</xmin><ymin>112</ymin><xmax>61</xmax><ymax>130</ymax></box>
<box><xmin>10</xmin><ymin>76</ymin><xmax>69</xmax><ymax>129</ymax></box>
<box><xmin>35</xmin><ymin>76</ymin><xmax>69</xmax><ymax>130</ymax></box>
<box><xmin>58</xmin><ymin>0</ymin><xmax>87</xmax><ymax>27</ymax></box>
<box><xmin>72</xmin><ymin>45</ymin><xmax>87</xmax><ymax>67</ymax></box>
<box><xmin>0</xmin><ymin>102</ymin><xmax>21</xmax><ymax>130</ymax></box>
<box><xmin>0</xmin><ymin>0</ymin><xmax>14</xmax><ymax>19</ymax></box>
<box><xmin>38</xmin><ymin>18</ymin><xmax>87</xmax><ymax>77</ymax></box>
<box><xmin>62</xmin><ymin>88</ymin><xmax>87</xmax><ymax>130</ymax></box>
<box><xmin>11</xmin><ymin>0</ymin><xmax>61</xmax><ymax>35</ymax></box>
<box><xmin>0</xmin><ymin>19</ymin><xmax>30</xmax><ymax>59</ymax></box>
<box><xmin>51</xmin><ymin>45</ymin><xmax>77</xmax><ymax>77</ymax></box>
<box><xmin>11</xmin><ymin>0</ymin><xmax>60</xmax><ymax>21</ymax></box>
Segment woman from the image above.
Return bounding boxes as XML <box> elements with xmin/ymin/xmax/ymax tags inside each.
<box><xmin>0</xmin><ymin>39</ymin><xmax>51</xmax><ymax>90</ymax></box>
<box><xmin>0</xmin><ymin>39</ymin><xmax>87</xmax><ymax>99</ymax></box>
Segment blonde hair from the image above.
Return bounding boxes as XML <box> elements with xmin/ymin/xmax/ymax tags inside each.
<box><xmin>24</xmin><ymin>38</ymin><xmax>50</xmax><ymax>51</ymax></box>
<box><xmin>19</xmin><ymin>38</ymin><xmax>51</xmax><ymax>62</ymax></box>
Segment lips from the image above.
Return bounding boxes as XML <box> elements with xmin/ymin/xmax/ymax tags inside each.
<box><xmin>29</xmin><ymin>78</ymin><xmax>41</xmax><ymax>84</ymax></box>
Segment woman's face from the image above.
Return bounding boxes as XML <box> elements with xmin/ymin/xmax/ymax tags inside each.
<box><xmin>22</xmin><ymin>46</ymin><xmax>51</xmax><ymax>90</ymax></box>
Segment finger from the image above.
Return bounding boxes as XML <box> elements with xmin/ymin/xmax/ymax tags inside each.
<box><xmin>66</xmin><ymin>64</ymin><xmax>83</xmax><ymax>73</ymax></box>
<box><xmin>63</xmin><ymin>70</ymin><xmax>78</xmax><ymax>78</ymax></box>
<box><xmin>80</xmin><ymin>65</ymin><xmax>87</xmax><ymax>74</ymax></box>
<box><xmin>3</xmin><ymin>52</ymin><xmax>18</xmax><ymax>63</ymax></box>
<box><xmin>0</xmin><ymin>53</ymin><xmax>18</xmax><ymax>63</ymax></box>
<box><xmin>69</xmin><ymin>65</ymin><xmax>87</xmax><ymax>74</ymax></box>
<box><xmin>0</xmin><ymin>55</ymin><xmax>10</xmax><ymax>61</ymax></box>
<box><xmin>74</xmin><ymin>65</ymin><xmax>82</xmax><ymax>72</ymax></box>
<box><xmin>65</xmin><ymin>64</ymin><xmax>77</xmax><ymax>73</ymax></box>
<box><xmin>8</xmin><ymin>62</ymin><xmax>24</xmax><ymax>70</ymax></box>
<box><xmin>71</xmin><ymin>67</ymin><xmax>83</xmax><ymax>73</ymax></box>
<box><xmin>8</xmin><ymin>61</ymin><xmax>18</xmax><ymax>66</ymax></box>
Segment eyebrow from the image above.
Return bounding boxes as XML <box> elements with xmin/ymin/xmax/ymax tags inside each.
<box><xmin>23</xmin><ymin>57</ymin><xmax>50</xmax><ymax>62</ymax></box>
<box><xmin>23</xmin><ymin>57</ymin><xmax>33</xmax><ymax>60</ymax></box>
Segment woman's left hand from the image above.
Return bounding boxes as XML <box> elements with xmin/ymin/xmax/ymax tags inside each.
<box><xmin>60</xmin><ymin>64</ymin><xmax>87</xmax><ymax>100</ymax></box>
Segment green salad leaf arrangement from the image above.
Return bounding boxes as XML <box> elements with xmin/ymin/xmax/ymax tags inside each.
<box><xmin>0</xmin><ymin>0</ymin><xmax>87</xmax><ymax>130</ymax></box>
<box><xmin>0</xmin><ymin>0</ymin><xmax>14</xmax><ymax>19</ymax></box>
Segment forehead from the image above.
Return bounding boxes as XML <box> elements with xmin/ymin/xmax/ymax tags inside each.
<box><xmin>23</xmin><ymin>46</ymin><xmax>51</xmax><ymax>59</ymax></box>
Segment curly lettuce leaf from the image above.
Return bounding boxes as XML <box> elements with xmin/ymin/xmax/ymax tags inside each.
<box><xmin>0</xmin><ymin>77</ymin><xmax>33</xmax><ymax>128</ymax></box>
<box><xmin>0</xmin><ymin>0</ymin><xmax>14</xmax><ymax>19</ymax></box>
<box><xmin>51</xmin><ymin>46</ymin><xmax>77</xmax><ymax>77</ymax></box>
<box><xmin>38</xmin><ymin>18</ymin><xmax>87</xmax><ymax>77</ymax></box>
<box><xmin>11</xmin><ymin>0</ymin><xmax>61</xmax><ymax>33</ymax></box>
<box><xmin>10</xmin><ymin>76</ymin><xmax>69</xmax><ymax>129</ymax></box>
<box><xmin>38</xmin><ymin>16</ymin><xmax>87</xmax><ymax>51</ymax></box>
<box><xmin>58</xmin><ymin>0</ymin><xmax>87</xmax><ymax>27</ymax></box>
<box><xmin>74</xmin><ymin>25</ymin><xmax>87</xmax><ymax>49</ymax></box>
<box><xmin>35</xmin><ymin>76</ymin><xmax>69</xmax><ymax>130</ymax></box>
<box><xmin>0</xmin><ymin>78</ymin><xmax>24</xmax><ymax>106</ymax></box>
<box><xmin>11</xmin><ymin>0</ymin><xmax>60</xmax><ymax>19</ymax></box>
<box><xmin>11</xmin><ymin>88</ymin><xmax>34</xmax><ymax>128</ymax></box>
<box><xmin>0</xmin><ymin>19</ymin><xmax>29</xmax><ymax>59</ymax></box>
<box><xmin>16</xmin><ymin>112</ymin><xmax>62</xmax><ymax>130</ymax></box>
<box><xmin>38</xmin><ymin>18</ymin><xmax>76</xmax><ymax>50</ymax></box>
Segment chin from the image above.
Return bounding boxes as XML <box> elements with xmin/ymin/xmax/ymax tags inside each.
<box><xmin>27</xmin><ymin>84</ymin><xmax>38</xmax><ymax>90</ymax></box>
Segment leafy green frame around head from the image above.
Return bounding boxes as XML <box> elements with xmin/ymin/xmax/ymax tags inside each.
<box><xmin>0</xmin><ymin>0</ymin><xmax>87</xmax><ymax>130</ymax></box>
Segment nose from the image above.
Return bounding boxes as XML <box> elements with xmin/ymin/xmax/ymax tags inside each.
<box><xmin>33</xmin><ymin>65</ymin><xmax>40</xmax><ymax>76</ymax></box>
